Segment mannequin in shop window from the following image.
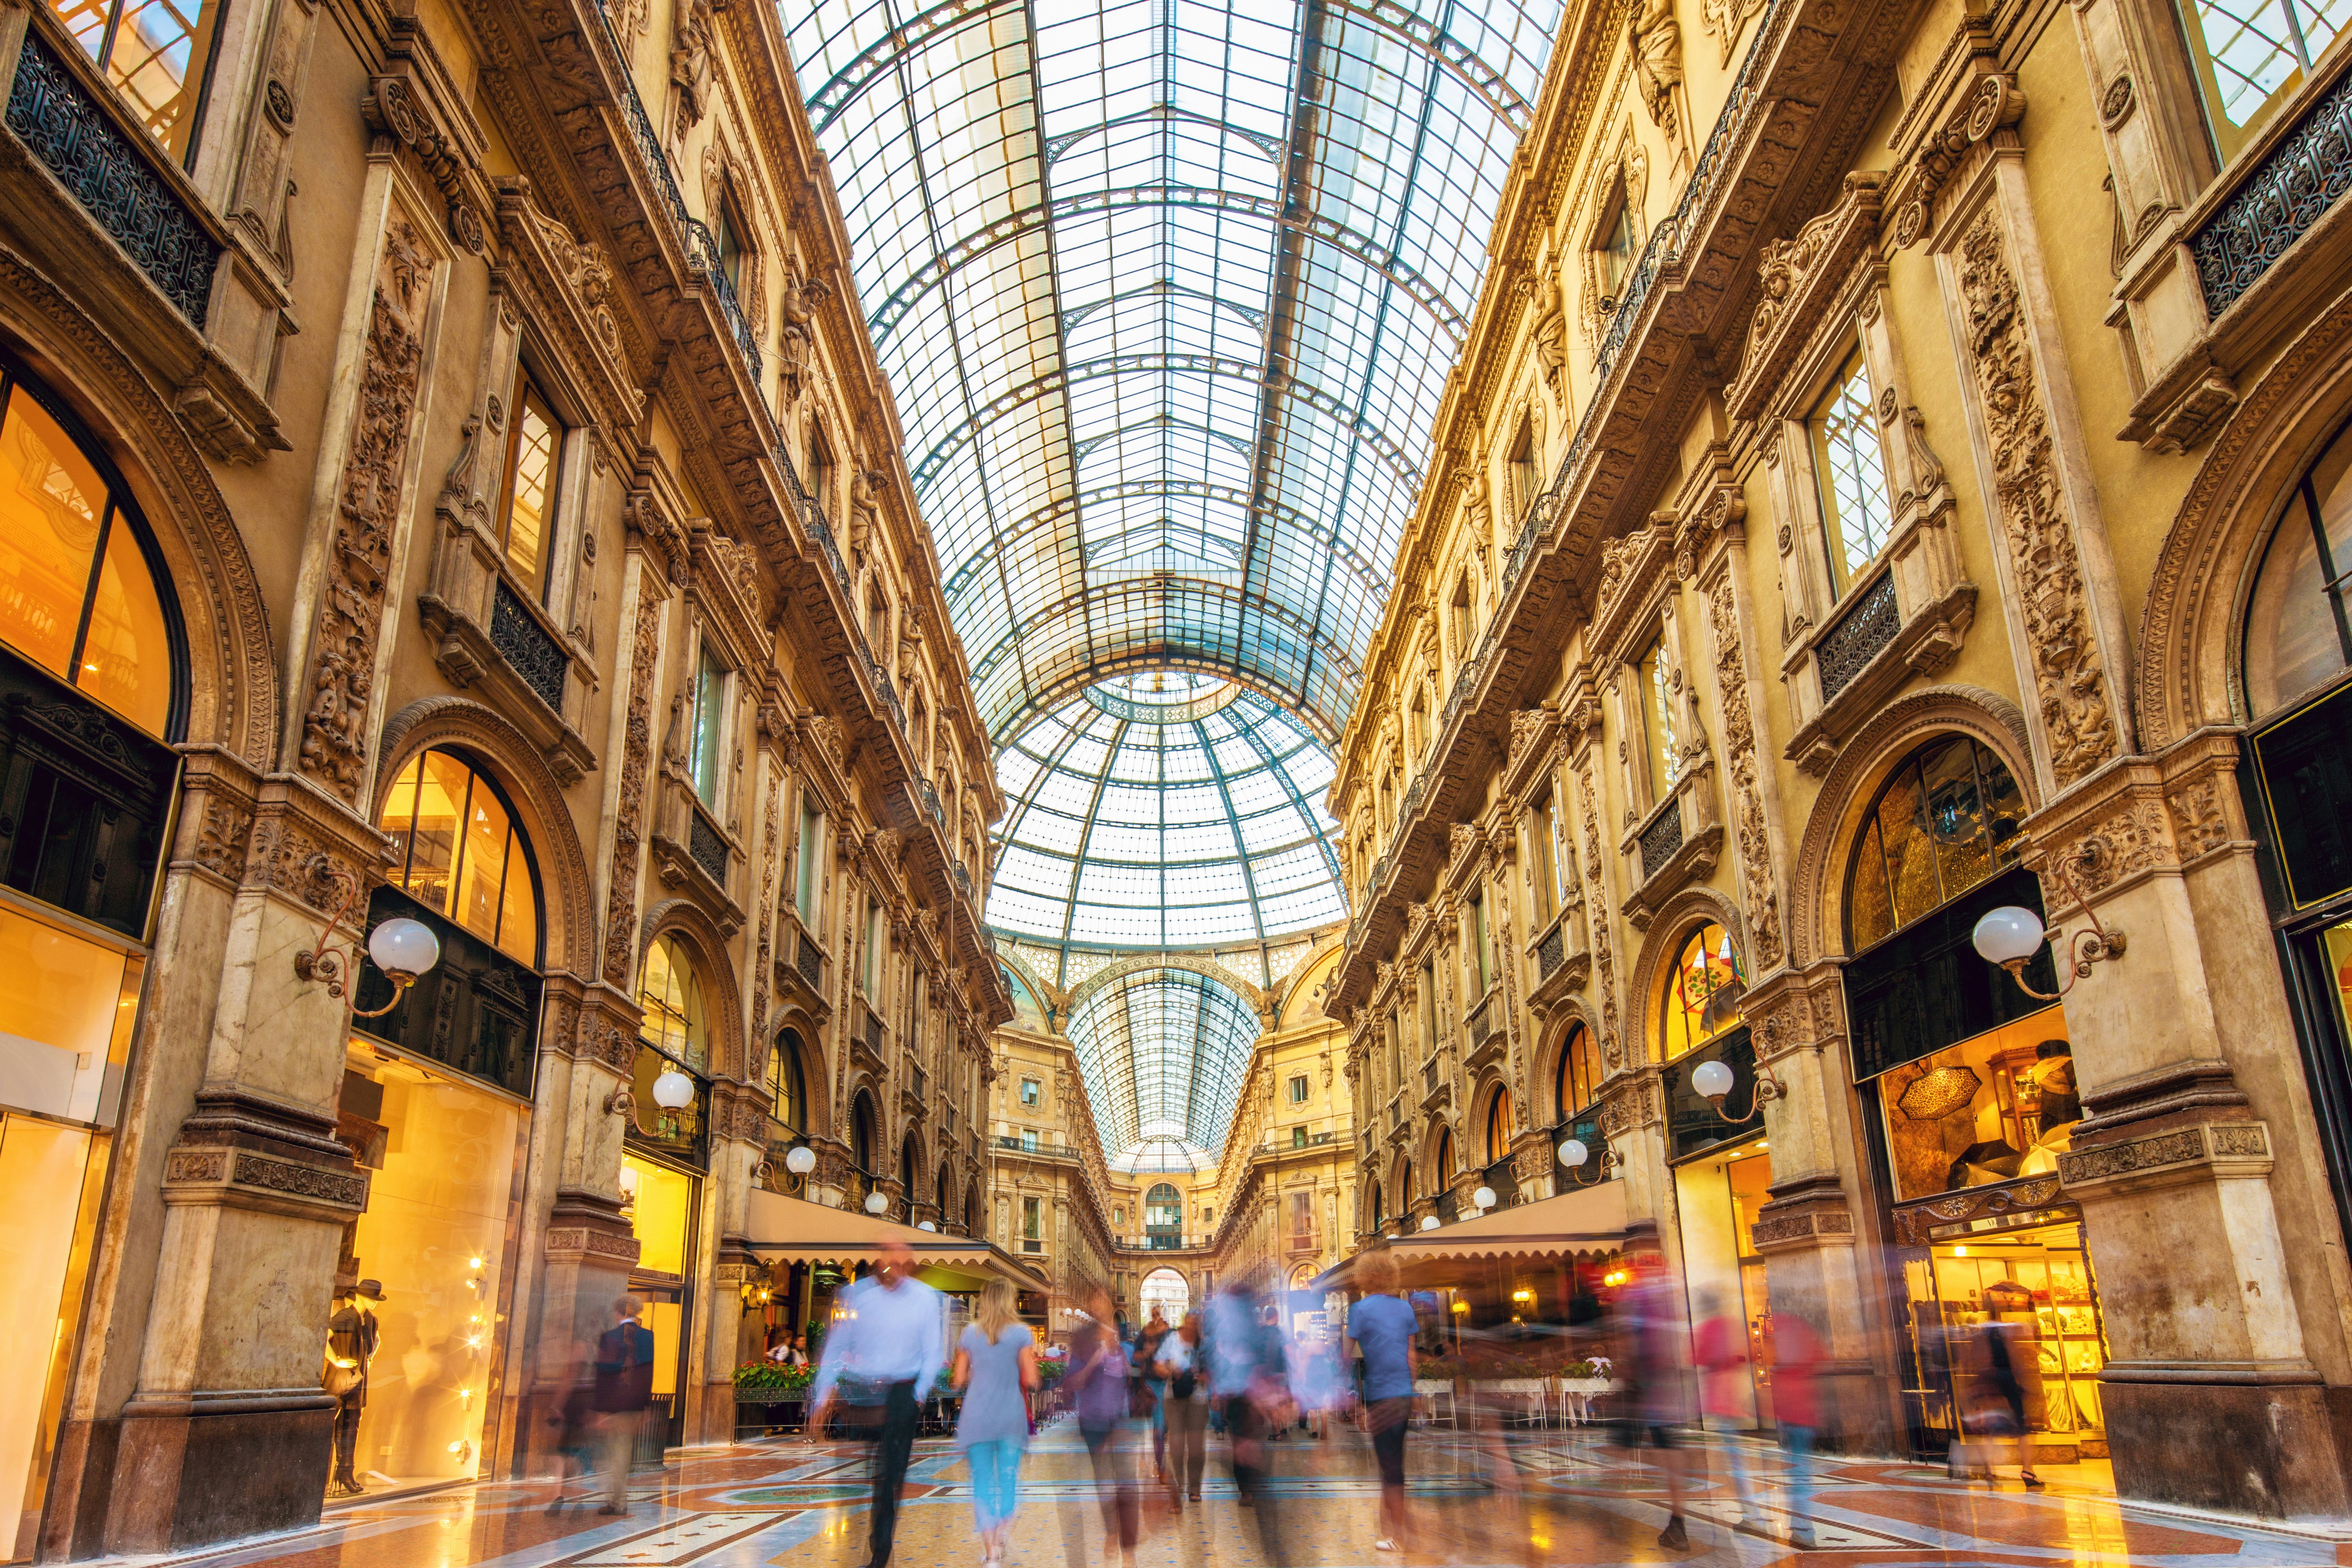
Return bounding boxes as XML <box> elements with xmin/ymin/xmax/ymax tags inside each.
<box><xmin>323</xmin><ymin>1279</ymin><xmax>382</xmax><ymax>1497</ymax></box>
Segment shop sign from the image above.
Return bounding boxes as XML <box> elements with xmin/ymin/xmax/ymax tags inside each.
<box><xmin>2250</xmin><ymin>680</ymin><xmax>2352</xmax><ymax>910</ymax></box>
<box><xmin>1663</xmin><ymin>1025</ymin><xmax>1756</xmax><ymax>1165</ymax></box>
<box><xmin>354</xmin><ymin>884</ymin><xmax>541</xmax><ymax>1096</ymax></box>
<box><xmin>1845</xmin><ymin>865</ymin><xmax>2056</xmax><ymax>1082</ymax></box>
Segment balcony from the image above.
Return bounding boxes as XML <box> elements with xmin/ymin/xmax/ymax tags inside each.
<box><xmin>1252</xmin><ymin>1132</ymin><xmax>1338</xmax><ymax>1160</ymax></box>
<box><xmin>1527</xmin><ymin>901</ymin><xmax>1592</xmax><ymax>1013</ymax></box>
<box><xmin>1285</xmin><ymin>1225</ymin><xmax>1320</xmax><ymax>1256</ymax></box>
<box><xmin>1619</xmin><ymin>770</ymin><xmax>1725</xmax><ymax>932</ymax></box>
<box><xmin>994</xmin><ymin>1135</ymin><xmax>1082</xmax><ymax>1160</ymax></box>
<box><xmin>1117</xmin><ymin>1233</ymin><xmax>1211</xmax><ymax>1252</ymax></box>
<box><xmin>850</xmin><ymin>1000</ymin><xmax>889</xmax><ymax>1078</ymax></box>
<box><xmin>418</xmin><ymin>548</ymin><xmax>599</xmax><ymax>786</ymax></box>
<box><xmin>899</xmin><ymin>1055</ymin><xmax>928</xmax><ymax>1118</ymax></box>
<box><xmin>1464</xmin><ymin>993</ymin><xmax>1506</xmax><ymax>1073</ymax></box>
<box><xmin>649</xmin><ymin>773</ymin><xmax>743</xmax><ymax>935</ymax></box>
<box><xmin>0</xmin><ymin>13</ymin><xmax>289</xmax><ymax>463</ymax></box>
<box><xmin>773</xmin><ymin>915</ymin><xmax>832</xmax><ymax>1020</ymax></box>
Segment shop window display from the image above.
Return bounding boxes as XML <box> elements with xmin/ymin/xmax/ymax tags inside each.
<box><xmin>334</xmin><ymin>1049</ymin><xmax>524</xmax><ymax>1492</ymax></box>
<box><xmin>1877</xmin><ymin>1008</ymin><xmax>2079</xmax><ymax>1200</ymax></box>
<box><xmin>1904</xmin><ymin>1232</ymin><xmax>2106</xmax><ymax>1440</ymax></box>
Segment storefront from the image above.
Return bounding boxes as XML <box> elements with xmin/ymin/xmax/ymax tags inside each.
<box><xmin>1838</xmin><ymin>733</ymin><xmax>2109</xmax><ymax>1461</ymax></box>
<box><xmin>622</xmin><ymin>929</ymin><xmax>717</xmax><ymax>1452</ymax></box>
<box><xmin>331</xmin><ymin>747</ymin><xmax>546</xmax><ymax>1497</ymax></box>
<box><xmin>2240</xmin><ymin>419</ymin><xmax>2352</xmax><ymax>1252</ymax></box>
<box><xmin>1655</xmin><ymin>922</ymin><xmax>1776</xmax><ymax>1430</ymax></box>
<box><xmin>0</xmin><ymin>354</ymin><xmax>183</xmax><ymax>1560</ymax></box>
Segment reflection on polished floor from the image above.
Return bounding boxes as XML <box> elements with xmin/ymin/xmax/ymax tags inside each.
<box><xmin>125</xmin><ymin>1420</ymin><xmax>2352</xmax><ymax>1568</ymax></box>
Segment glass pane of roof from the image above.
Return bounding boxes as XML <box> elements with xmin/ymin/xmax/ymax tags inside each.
<box><xmin>781</xmin><ymin>0</ymin><xmax>1562</xmax><ymax>743</ymax></box>
<box><xmin>1065</xmin><ymin>965</ymin><xmax>1259</xmax><ymax>1157</ymax></box>
<box><xmin>987</xmin><ymin>672</ymin><xmax>1347</xmax><ymax>948</ymax></box>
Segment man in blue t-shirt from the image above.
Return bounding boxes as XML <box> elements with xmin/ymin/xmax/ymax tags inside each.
<box><xmin>1345</xmin><ymin>1252</ymin><xmax>1420</xmax><ymax>1554</ymax></box>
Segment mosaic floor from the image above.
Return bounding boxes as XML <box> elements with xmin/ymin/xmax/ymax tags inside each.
<box><xmin>122</xmin><ymin>1417</ymin><xmax>2352</xmax><ymax>1568</ymax></box>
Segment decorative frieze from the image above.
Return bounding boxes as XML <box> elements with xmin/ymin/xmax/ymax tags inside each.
<box><xmin>602</xmin><ymin>578</ymin><xmax>665</xmax><ymax>984</ymax></box>
<box><xmin>2060</xmin><ymin>1121</ymin><xmax>2272</xmax><ymax>1192</ymax></box>
<box><xmin>1708</xmin><ymin>579</ymin><xmax>1784</xmax><ymax>971</ymax></box>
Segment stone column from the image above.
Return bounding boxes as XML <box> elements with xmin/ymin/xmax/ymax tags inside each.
<box><xmin>2036</xmin><ymin>733</ymin><xmax>2352</xmax><ymax>1516</ymax></box>
<box><xmin>108</xmin><ymin>777</ymin><xmax>389</xmax><ymax>1552</ymax></box>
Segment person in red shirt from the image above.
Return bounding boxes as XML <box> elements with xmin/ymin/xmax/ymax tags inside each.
<box><xmin>1690</xmin><ymin>1293</ymin><xmax>1761</xmax><ymax>1530</ymax></box>
<box><xmin>1772</xmin><ymin>1313</ymin><xmax>1823</xmax><ymax>1551</ymax></box>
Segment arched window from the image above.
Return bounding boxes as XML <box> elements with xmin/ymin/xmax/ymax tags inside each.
<box><xmin>1844</xmin><ymin>735</ymin><xmax>2027</xmax><ymax>952</ymax></box>
<box><xmin>379</xmin><ymin>749</ymin><xmax>543</xmax><ymax>966</ymax></box>
<box><xmin>850</xmin><ymin>1090</ymin><xmax>878</xmax><ymax>1174</ymax></box>
<box><xmin>937</xmin><ymin>1162</ymin><xmax>953</xmax><ymax>1227</ymax></box>
<box><xmin>1659</xmin><ymin>922</ymin><xmax>1744</xmax><ymax>1061</ymax></box>
<box><xmin>1368</xmin><ymin>1179</ymin><xmax>1384</xmax><ymax>1229</ymax></box>
<box><xmin>1554</xmin><ymin>1023</ymin><xmax>1603</xmax><ymax>1119</ymax></box>
<box><xmin>766</xmin><ymin>1026</ymin><xmax>807</xmax><ymax>1134</ymax></box>
<box><xmin>1435</xmin><ymin>1129</ymin><xmax>1457</xmax><ymax>1188</ymax></box>
<box><xmin>1144</xmin><ymin>1183</ymin><xmax>1182</xmax><ymax>1233</ymax></box>
<box><xmin>0</xmin><ymin>358</ymin><xmax>183</xmax><ymax>738</ymax></box>
<box><xmin>899</xmin><ymin>1134</ymin><xmax>918</xmax><ymax>1213</ymax></box>
<box><xmin>2245</xmin><ymin>417</ymin><xmax>2352</xmax><ymax>720</ymax></box>
<box><xmin>1397</xmin><ymin>1159</ymin><xmax>1414</xmax><ymax>1206</ymax></box>
<box><xmin>638</xmin><ymin>932</ymin><xmax>708</xmax><ymax>1071</ymax></box>
<box><xmin>1484</xmin><ymin>1089</ymin><xmax>1513</xmax><ymax>1164</ymax></box>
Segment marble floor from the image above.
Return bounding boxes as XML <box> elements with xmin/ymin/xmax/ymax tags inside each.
<box><xmin>122</xmin><ymin>1419</ymin><xmax>2352</xmax><ymax>1568</ymax></box>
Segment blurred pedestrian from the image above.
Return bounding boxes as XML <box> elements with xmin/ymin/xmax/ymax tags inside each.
<box><xmin>1346</xmin><ymin>1252</ymin><xmax>1418</xmax><ymax>1554</ymax></box>
<box><xmin>954</xmin><ymin>1279</ymin><xmax>1038</xmax><ymax>1568</ymax></box>
<box><xmin>1691</xmin><ymin>1290</ymin><xmax>1760</xmax><ymax>1529</ymax></box>
<box><xmin>809</xmin><ymin>1240</ymin><xmax>946</xmax><ymax>1568</ymax></box>
<box><xmin>1134</xmin><ymin>1306</ymin><xmax>1172</xmax><ymax>1483</ymax></box>
<box><xmin>1773</xmin><ymin>1312</ymin><xmax>1823</xmax><ymax>1550</ymax></box>
<box><xmin>543</xmin><ymin>1335</ymin><xmax>597</xmax><ymax>1514</ymax></box>
<box><xmin>1064</xmin><ymin>1286</ymin><xmax>1140</xmax><ymax>1564</ymax></box>
<box><xmin>1616</xmin><ymin>1247</ymin><xmax>1696</xmax><ymax>1550</ymax></box>
<box><xmin>591</xmin><ymin>1295</ymin><xmax>656</xmax><ymax>1517</ymax></box>
<box><xmin>1155</xmin><ymin>1311</ymin><xmax>1208</xmax><ymax>1503</ymax></box>
<box><xmin>1205</xmin><ymin>1270</ymin><xmax>1297</xmax><ymax>1565</ymax></box>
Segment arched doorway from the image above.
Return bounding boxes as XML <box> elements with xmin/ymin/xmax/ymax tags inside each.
<box><xmin>1839</xmin><ymin>732</ymin><xmax>2102</xmax><ymax>1458</ymax></box>
<box><xmin>0</xmin><ymin>351</ymin><xmax>190</xmax><ymax>1527</ymax></box>
<box><xmin>1139</xmin><ymin>1266</ymin><xmax>1189</xmax><ymax>1323</ymax></box>
<box><xmin>347</xmin><ymin>745</ymin><xmax>546</xmax><ymax>1485</ymax></box>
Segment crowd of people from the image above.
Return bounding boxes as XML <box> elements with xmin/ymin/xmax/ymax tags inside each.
<box><xmin>579</xmin><ymin>1235</ymin><xmax>2045</xmax><ymax>1566</ymax></box>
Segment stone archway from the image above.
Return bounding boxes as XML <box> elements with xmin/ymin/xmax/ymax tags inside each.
<box><xmin>639</xmin><ymin>899</ymin><xmax>749</xmax><ymax>1081</ymax></box>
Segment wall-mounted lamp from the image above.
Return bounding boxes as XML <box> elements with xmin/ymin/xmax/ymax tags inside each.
<box><xmin>1972</xmin><ymin>848</ymin><xmax>2126</xmax><ymax>1000</ymax></box>
<box><xmin>616</xmin><ymin>1164</ymin><xmax>639</xmax><ymax>1214</ymax></box>
<box><xmin>1472</xmin><ymin>1185</ymin><xmax>1497</xmax><ymax>1212</ymax></box>
<box><xmin>292</xmin><ymin>859</ymin><xmax>439</xmax><ymax>1017</ymax></box>
<box><xmin>916</xmin><ymin>1219</ymin><xmax>938</xmax><ymax>1232</ymax></box>
<box><xmin>1419</xmin><ymin>1214</ymin><xmax>1441</xmax><ymax>1230</ymax></box>
<box><xmin>646</xmin><ymin>1066</ymin><xmax>695</xmax><ymax>1141</ymax></box>
<box><xmin>1558</xmin><ymin>1138</ymin><xmax>1624</xmax><ymax>1185</ymax></box>
<box><xmin>1692</xmin><ymin>1058</ymin><xmax>1786</xmax><ymax>1126</ymax></box>
<box><xmin>1603</xmin><ymin>1267</ymin><xmax>1629</xmax><ymax>1288</ymax></box>
<box><xmin>784</xmin><ymin>1144</ymin><xmax>818</xmax><ymax>1177</ymax></box>
<box><xmin>865</xmin><ymin>1190</ymin><xmax>889</xmax><ymax>1216</ymax></box>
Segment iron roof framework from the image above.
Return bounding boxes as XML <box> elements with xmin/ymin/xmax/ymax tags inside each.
<box><xmin>1065</xmin><ymin>965</ymin><xmax>1259</xmax><ymax>1155</ymax></box>
<box><xmin>987</xmin><ymin>672</ymin><xmax>1346</xmax><ymax>947</ymax></box>
<box><xmin>780</xmin><ymin>0</ymin><xmax>1560</xmax><ymax>743</ymax></box>
<box><xmin>781</xmin><ymin>0</ymin><xmax>1557</xmax><ymax>1161</ymax></box>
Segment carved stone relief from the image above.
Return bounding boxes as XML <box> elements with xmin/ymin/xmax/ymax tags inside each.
<box><xmin>602</xmin><ymin>581</ymin><xmax>664</xmax><ymax>984</ymax></box>
<box><xmin>1709</xmin><ymin>579</ymin><xmax>1784</xmax><ymax>970</ymax></box>
<box><xmin>1951</xmin><ymin>213</ymin><xmax>2120</xmax><ymax>787</ymax></box>
<box><xmin>299</xmin><ymin>219</ymin><xmax>435</xmax><ymax>803</ymax></box>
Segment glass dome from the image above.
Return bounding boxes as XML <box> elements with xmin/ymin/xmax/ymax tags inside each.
<box><xmin>987</xmin><ymin>672</ymin><xmax>1348</xmax><ymax>948</ymax></box>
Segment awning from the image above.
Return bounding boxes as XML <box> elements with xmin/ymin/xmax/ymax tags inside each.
<box><xmin>742</xmin><ymin>1189</ymin><xmax>1049</xmax><ymax>1293</ymax></box>
<box><xmin>1310</xmin><ymin>1181</ymin><xmax>1630</xmax><ymax>1290</ymax></box>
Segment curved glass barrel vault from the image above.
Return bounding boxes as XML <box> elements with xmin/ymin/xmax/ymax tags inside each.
<box><xmin>780</xmin><ymin>0</ymin><xmax>1562</xmax><ymax>743</ymax></box>
<box><xmin>1065</xmin><ymin>965</ymin><xmax>1259</xmax><ymax>1162</ymax></box>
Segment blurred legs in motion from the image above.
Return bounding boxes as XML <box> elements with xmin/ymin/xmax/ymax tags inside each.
<box><xmin>1225</xmin><ymin>1393</ymin><xmax>1293</xmax><ymax>1565</ymax></box>
<box><xmin>1781</xmin><ymin>1423</ymin><xmax>1819</xmax><ymax>1549</ymax></box>
<box><xmin>1166</xmin><ymin>1395</ymin><xmax>1207</xmax><ymax>1500</ymax></box>
<box><xmin>1366</xmin><ymin>1394</ymin><xmax>1411</xmax><ymax>1551</ymax></box>
<box><xmin>1081</xmin><ymin>1418</ymin><xmax>1139</xmax><ymax>1562</ymax></box>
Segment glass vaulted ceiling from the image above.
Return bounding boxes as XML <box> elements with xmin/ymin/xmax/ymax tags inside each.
<box><xmin>780</xmin><ymin>0</ymin><xmax>1563</xmax><ymax>743</ymax></box>
<box><xmin>989</xmin><ymin>671</ymin><xmax>1346</xmax><ymax>946</ymax></box>
<box><xmin>1067</xmin><ymin>967</ymin><xmax>1259</xmax><ymax>1157</ymax></box>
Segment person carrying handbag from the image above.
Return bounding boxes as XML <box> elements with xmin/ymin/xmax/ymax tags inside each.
<box><xmin>592</xmin><ymin>1295</ymin><xmax>658</xmax><ymax>1516</ymax></box>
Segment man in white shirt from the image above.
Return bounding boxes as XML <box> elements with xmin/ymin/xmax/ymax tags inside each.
<box><xmin>810</xmin><ymin>1238</ymin><xmax>945</xmax><ymax>1568</ymax></box>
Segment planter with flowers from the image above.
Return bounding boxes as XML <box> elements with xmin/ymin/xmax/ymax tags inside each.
<box><xmin>1559</xmin><ymin>1357</ymin><xmax>1616</xmax><ymax>1424</ymax></box>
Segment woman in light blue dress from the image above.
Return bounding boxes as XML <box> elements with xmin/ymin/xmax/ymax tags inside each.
<box><xmin>953</xmin><ymin>1279</ymin><xmax>1038</xmax><ymax>1566</ymax></box>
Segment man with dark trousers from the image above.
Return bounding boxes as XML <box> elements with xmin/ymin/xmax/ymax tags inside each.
<box><xmin>809</xmin><ymin>1238</ymin><xmax>945</xmax><ymax>1568</ymax></box>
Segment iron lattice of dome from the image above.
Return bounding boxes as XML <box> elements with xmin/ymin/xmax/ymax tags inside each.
<box><xmin>987</xmin><ymin>672</ymin><xmax>1347</xmax><ymax>949</ymax></box>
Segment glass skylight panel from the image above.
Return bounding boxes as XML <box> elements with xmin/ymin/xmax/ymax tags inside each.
<box><xmin>782</xmin><ymin>0</ymin><xmax>1554</xmax><ymax>744</ymax></box>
